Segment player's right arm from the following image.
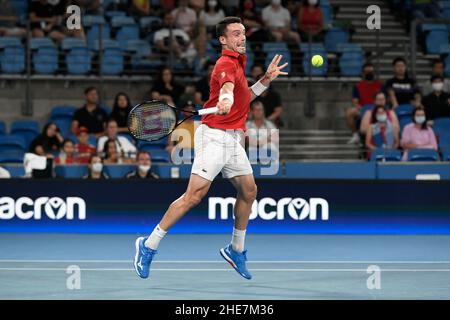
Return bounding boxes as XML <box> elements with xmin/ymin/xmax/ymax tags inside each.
<box><xmin>217</xmin><ymin>82</ymin><xmax>234</xmax><ymax>115</ymax></box>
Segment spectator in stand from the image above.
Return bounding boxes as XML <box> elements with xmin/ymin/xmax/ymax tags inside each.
<box><xmin>153</xmin><ymin>12</ymin><xmax>197</xmax><ymax>66</ymax></box>
<box><xmin>220</xmin><ymin>0</ymin><xmax>240</xmax><ymax>16</ymax></box>
<box><xmin>161</xmin><ymin>0</ymin><xmax>176</xmax><ymax>11</ymax></box>
<box><xmin>74</xmin><ymin>126</ymin><xmax>97</xmax><ymax>164</ymax></box>
<box><xmin>102</xmin><ymin>138</ymin><xmax>134</xmax><ymax>164</ymax></box>
<box><xmin>194</xmin><ymin>60</ymin><xmax>214</xmax><ymax>105</ymax></box>
<box><xmin>365</xmin><ymin>104</ymin><xmax>400</xmax><ymax>155</ymax></box>
<box><xmin>239</xmin><ymin>0</ymin><xmax>267</xmax><ymax>44</ymax></box>
<box><xmin>166</xmin><ymin>101</ymin><xmax>199</xmax><ymax>155</ymax></box>
<box><xmin>250</xmin><ymin>64</ymin><xmax>284</xmax><ymax>127</ymax></box>
<box><xmin>71</xmin><ymin>87</ymin><xmax>108</xmax><ymax>137</ymax></box>
<box><xmin>55</xmin><ymin>139</ymin><xmax>78</xmax><ymax>164</ymax></box>
<box><xmin>199</xmin><ymin>0</ymin><xmax>225</xmax><ymax>37</ymax></box>
<box><xmin>360</xmin><ymin>91</ymin><xmax>400</xmax><ymax>136</ymax></box>
<box><xmin>171</xmin><ymin>0</ymin><xmax>197</xmax><ymax>38</ymax></box>
<box><xmin>97</xmin><ymin>119</ymin><xmax>137</xmax><ymax>157</ymax></box>
<box><xmin>411</xmin><ymin>0</ymin><xmax>441</xmax><ymax>20</ymax></box>
<box><xmin>150</xmin><ymin>67</ymin><xmax>186</xmax><ymax>106</ymax></box>
<box><xmin>384</xmin><ymin>57</ymin><xmax>421</xmax><ymax>109</ymax></box>
<box><xmin>262</xmin><ymin>0</ymin><xmax>300</xmax><ymax>43</ymax></box>
<box><xmin>421</xmin><ymin>60</ymin><xmax>450</xmax><ymax>95</ymax></box>
<box><xmin>298</xmin><ymin>0</ymin><xmax>324</xmax><ymax>42</ymax></box>
<box><xmin>129</xmin><ymin>0</ymin><xmax>151</xmax><ymax>18</ymax></box>
<box><xmin>401</xmin><ymin>107</ymin><xmax>438</xmax><ymax>161</ymax></box>
<box><xmin>421</xmin><ymin>75</ymin><xmax>450</xmax><ymax>122</ymax></box>
<box><xmin>109</xmin><ymin>92</ymin><xmax>133</xmax><ymax>133</ymax></box>
<box><xmin>125</xmin><ymin>151</ymin><xmax>160</xmax><ymax>179</ymax></box>
<box><xmin>72</xmin><ymin>0</ymin><xmax>101</xmax><ymax>15</ymax></box>
<box><xmin>190</xmin><ymin>0</ymin><xmax>206</xmax><ymax>13</ymax></box>
<box><xmin>83</xmin><ymin>154</ymin><xmax>109</xmax><ymax>179</ymax></box>
<box><xmin>0</xmin><ymin>0</ymin><xmax>26</xmax><ymax>37</ymax></box>
<box><xmin>346</xmin><ymin>63</ymin><xmax>383</xmax><ymax>144</ymax></box>
<box><xmin>246</xmin><ymin>100</ymin><xmax>279</xmax><ymax>155</ymax></box>
<box><xmin>29</xmin><ymin>122</ymin><xmax>64</xmax><ymax>157</ymax></box>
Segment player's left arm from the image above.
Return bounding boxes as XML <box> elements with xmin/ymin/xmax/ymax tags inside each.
<box><xmin>249</xmin><ymin>54</ymin><xmax>289</xmax><ymax>101</ymax></box>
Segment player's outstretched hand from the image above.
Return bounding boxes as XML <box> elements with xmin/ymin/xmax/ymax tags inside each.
<box><xmin>265</xmin><ymin>54</ymin><xmax>289</xmax><ymax>82</ymax></box>
<box><xmin>216</xmin><ymin>99</ymin><xmax>232</xmax><ymax>115</ymax></box>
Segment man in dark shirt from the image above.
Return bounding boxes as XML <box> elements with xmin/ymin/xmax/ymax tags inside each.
<box><xmin>422</xmin><ymin>75</ymin><xmax>450</xmax><ymax>121</ymax></box>
<box><xmin>29</xmin><ymin>0</ymin><xmax>66</xmax><ymax>42</ymax></box>
<box><xmin>384</xmin><ymin>57</ymin><xmax>421</xmax><ymax>109</ymax></box>
<box><xmin>126</xmin><ymin>151</ymin><xmax>160</xmax><ymax>179</ymax></box>
<box><xmin>71</xmin><ymin>87</ymin><xmax>108</xmax><ymax>137</ymax></box>
<box><xmin>194</xmin><ymin>61</ymin><xmax>215</xmax><ymax>105</ymax></box>
<box><xmin>250</xmin><ymin>64</ymin><xmax>284</xmax><ymax>127</ymax></box>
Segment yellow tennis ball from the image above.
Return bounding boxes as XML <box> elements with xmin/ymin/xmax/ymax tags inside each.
<box><xmin>311</xmin><ymin>55</ymin><xmax>324</xmax><ymax>67</ymax></box>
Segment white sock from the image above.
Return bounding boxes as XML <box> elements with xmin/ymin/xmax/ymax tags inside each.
<box><xmin>144</xmin><ymin>224</ymin><xmax>167</xmax><ymax>250</ymax></box>
<box><xmin>231</xmin><ymin>227</ymin><xmax>246</xmax><ymax>253</ymax></box>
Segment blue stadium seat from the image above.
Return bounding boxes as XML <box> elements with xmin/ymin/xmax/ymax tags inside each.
<box><xmin>370</xmin><ymin>148</ymin><xmax>402</xmax><ymax>162</ymax></box>
<box><xmin>423</xmin><ymin>24</ymin><xmax>449</xmax><ymax>54</ymax></box>
<box><xmin>263</xmin><ymin>42</ymin><xmax>288</xmax><ymax>52</ymax></box>
<box><xmin>66</xmin><ymin>46</ymin><xmax>92</xmax><ymax>75</ymax></box>
<box><xmin>395</xmin><ymin>103</ymin><xmax>414</xmax><ymax>117</ymax></box>
<box><xmin>101</xmin><ymin>48</ymin><xmax>124</xmax><ymax>75</ymax></box>
<box><xmin>433</xmin><ymin>117</ymin><xmax>450</xmax><ymax>136</ymax></box>
<box><xmin>147</xmin><ymin>149</ymin><xmax>170</xmax><ymax>163</ymax></box>
<box><xmin>54</xmin><ymin>165</ymin><xmax>88</xmax><ymax>178</ymax></box>
<box><xmin>10</xmin><ymin>0</ymin><xmax>28</xmax><ymax>17</ymax></box>
<box><xmin>138</xmin><ymin>137</ymin><xmax>168</xmax><ymax>150</ymax></box>
<box><xmin>0</xmin><ymin>121</ymin><xmax>6</xmax><ymax>135</ymax></box>
<box><xmin>30</xmin><ymin>37</ymin><xmax>55</xmax><ymax>50</ymax></box>
<box><xmin>33</xmin><ymin>46</ymin><xmax>58</xmax><ymax>74</ymax></box>
<box><xmin>90</xmin><ymin>39</ymin><xmax>120</xmax><ymax>51</ymax></box>
<box><xmin>325</xmin><ymin>27</ymin><xmax>349</xmax><ymax>52</ymax></box>
<box><xmin>321</xmin><ymin>3</ymin><xmax>333</xmax><ymax>26</ymax></box>
<box><xmin>439</xmin><ymin>131</ymin><xmax>450</xmax><ymax>149</ymax></box>
<box><xmin>0</xmin><ymin>150</ymin><xmax>25</xmax><ymax>163</ymax></box>
<box><xmin>337</xmin><ymin>44</ymin><xmax>364</xmax><ymax>77</ymax></box>
<box><xmin>0</xmin><ymin>37</ymin><xmax>21</xmax><ymax>49</ymax></box>
<box><xmin>303</xmin><ymin>52</ymin><xmax>328</xmax><ymax>76</ymax></box>
<box><xmin>53</xmin><ymin>118</ymin><xmax>72</xmax><ymax>138</ymax></box>
<box><xmin>10</xmin><ymin>120</ymin><xmax>40</xmax><ymax>147</ymax></box>
<box><xmin>407</xmin><ymin>149</ymin><xmax>440</xmax><ymax>161</ymax></box>
<box><xmin>300</xmin><ymin>43</ymin><xmax>326</xmax><ymax>53</ymax></box>
<box><xmin>399</xmin><ymin>118</ymin><xmax>413</xmax><ymax>133</ymax></box>
<box><xmin>104</xmin><ymin>164</ymin><xmax>135</xmax><ymax>178</ymax></box>
<box><xmin>125</xmin><ymin>39</ymin><xmax>151</xmax><ymax>56</ymax></box>
<box><xmin>111</xmin><ymin>16</ymin><xmax>136</xmax><ymax>28</ymax></box>
<box><xmin>116</xmin><ymin>24</ymin><xmax>140</xmax><ymax>48</ymax></box>
<box><xmin>105</xmin><ymin>10</ymin><xmax>126</xmax><ymax>20</ymax></box>
<box><xmin>82</xmin><ymin>15</ymin><xmax>106</xmax><ymax>28</ymax></box>
<box><xmin>88</xmin><ymin>134</ymin><xmax>97</xmax><ymax>146</ymax></box>
<box><xmin>140</xmin><ymin>16</ymin><xmax>162</xmax><ymax>31</ymax></box>
<box><xmin>442</xmin><ymin>148</ymin><xmax>450</xmax><ymax>161</ymax></box>
<box><xmin>265</xmin><ymin>51</ymin><xmax>291</xmax><ymax>73</ymax></box>
<box><xmin>50</xmin><ymin>105</ymin><xmax>77</xmax><ymax>120</ymax></box>
<box><xmin>0</xmin><ymin>45</ymin><xmax>25</xmax><ymax>74</ymax></box>
<box><xmin>3</xmin><ymin>164</ymin><xmax>25</xmax><ymax>177</ymax></box>
<box><xmin>0</xmin><ymin>135</ymin><xmax>26</xmax><ymax>153</ymax></box>
<box><xmin>86</xmin><ymin>25</ymin><xmax>111</xmax><ymax>50</ymax></box>
<box><xmin>61</xmin><ymin>37</ymin><xmax>87</xmax><ymax>51</ymax></box>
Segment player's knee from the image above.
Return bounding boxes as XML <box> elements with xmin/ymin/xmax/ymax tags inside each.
<box><xmin>185</xmin><ymin>192</ymin><xmax>204</xmax><ymax>208</ymax></box>
<box><xmin>244</xmin><ymin>184</ymin><xmax>257</xmax><ymax>203</ymax></box>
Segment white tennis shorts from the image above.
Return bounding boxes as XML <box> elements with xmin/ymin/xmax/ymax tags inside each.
<box><xmin>191</xmin><ymin>124</ymin><xmax>253</xmax><ymax>181</ymax></box>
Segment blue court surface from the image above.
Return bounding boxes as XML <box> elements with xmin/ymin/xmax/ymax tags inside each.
<box><xmin>1</xmin><ymin>233</ymin><xmax>450</xmax><ymax>300</ymax></box>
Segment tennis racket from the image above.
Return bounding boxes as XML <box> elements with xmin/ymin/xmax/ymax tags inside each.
<box><xmin>127</xmin><ymin>100</ymin><xmax>218</xmax><ymax>142</ymax></box>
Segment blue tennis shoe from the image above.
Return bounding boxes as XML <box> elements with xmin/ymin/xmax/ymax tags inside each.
<box><xmin>133</xmin><ymin>236</ymin><xmax>157</xmax><ymax>279</ymax></box>
<box><xmin>220</xmin><ymin>244</ymin><xmax>252</xmax><ymax>280</ymax></box>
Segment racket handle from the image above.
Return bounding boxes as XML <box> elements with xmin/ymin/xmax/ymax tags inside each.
<box><xmin>198</xmin><ymin>107</ymin><xmax>218</xmax><ymax>116</ymax></box>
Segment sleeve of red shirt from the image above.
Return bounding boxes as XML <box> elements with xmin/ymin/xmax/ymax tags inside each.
<box><xmin>215</xmin><ymin>60</ymin><xmax>237</xmax><ymax>88</ymax></box>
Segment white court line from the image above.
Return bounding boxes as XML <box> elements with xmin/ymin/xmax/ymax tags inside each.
<box><xmin>1</xmin><ymin>260</ymin><xmax>450</xmax><ymax>264</ymax></box>
<box><xmin>1</xmin><ymin>268</ymin><xmax>450</xmax><ymax>272</ymax></box>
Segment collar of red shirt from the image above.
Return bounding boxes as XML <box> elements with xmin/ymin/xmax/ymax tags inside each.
<box><xmin>221</xmin><ymin>49</ymin><xmax>246</xmax><ymax>66</ymax></box>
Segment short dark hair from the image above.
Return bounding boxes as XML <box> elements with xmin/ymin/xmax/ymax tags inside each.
<box><xmin>412</xmin><ymin>106</ymin><xmax>427</xmax><ymax>130</ymax></box>
<box><xmin>362</xmin><ymin>62</ymin><xmax>374</xmax><ymax>70</ymax></box>
<box><xmin>136</xmin><ymin>150</ymin><xmax>150</xmax><ymax>160</ymax></box>
<box><xmin>432</xmin><ymin>59</ymin><xmax>444</xmax><ymax>67</ymax></box>
<box><xmin>84</xmin><ymin>86</ymin><xmax>98</xmax><ymax>95</ymax></box>
<box><xmin>371</xmin><ymin>104</ymin><xmax>387</xmax><ymax>124</ymax></box>
<box><xmin>392</xmin><ymin>57</ymin><xmax>406</xmax><ymax>66</ymax></box>
<box><xmin>89</xmin><ymin>154</ymin><xmax>101</xmax><ymax>164</ymax></box>
<box><xmin>216</xmin><ymin>17</ymin><xmax>242</xmax><ymax>38</ymax></box>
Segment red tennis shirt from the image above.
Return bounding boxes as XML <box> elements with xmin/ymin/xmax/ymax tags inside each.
<box><xmin>202</xmin><ymin>49</ymin><xmax>251</xmax><ymax>131</ymax></box>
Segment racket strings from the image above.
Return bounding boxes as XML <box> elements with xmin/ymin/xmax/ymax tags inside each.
<box><xmin>128</xmin><ymin>102</ymin><xmax>177</xmax><ymax>141</ymax></box>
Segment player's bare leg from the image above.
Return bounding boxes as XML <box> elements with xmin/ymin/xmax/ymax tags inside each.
<box><xmin>219</xmin><ymin>174</ymin><xmax>257</xmax><ymax>280</ymax></box>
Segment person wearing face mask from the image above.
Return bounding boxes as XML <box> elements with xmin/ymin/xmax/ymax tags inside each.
<box><xmin>346</xmin><ymin>63</ymin><xmax>383</xmax><ymax>144</ymax></box>
<box><xmin>125</xmin><ymin>151</ymin><xmax>160</xmax><ymax>179</ymax></box>
<box><xmin>365</xmin><ymin>104</ymin><xmax>400</xmax><ymax>157</ymax></box>
<box><xmin>199</xmin><ymin>0</ymin><xmax>225</xmax><ymax>36</ymax></box>
<box><xmin>421</xmin><ymin>75</ymin><xmax>450</xmax><ymax>122</ymax></box>
<box><xmin>298</xmin><ymin>0</ymin><xmax>324</xmax><ymax>42</ymax></box>
<box><xmin>262</xmin><ymin>0</ymin><xmax>301</xmax><ymax>43</ymax></box>
<box><xmin>83</xmin><ymin>155</ymin><xmax>109</xmax><ymax>179</ymax></box>
<box><xmin>400</xmin><ymin>107</ymin><xmax>438</xmax><ymax>161</ymax></box>
<box><xmin>360</xmin><ymin>91</ymin><xmax>400</xmax><ymax>137</ymax></box>
<box><xmin>421</xmin><ymin>60</ymin><xmax>450</xmax><ymax>95</ymax></box>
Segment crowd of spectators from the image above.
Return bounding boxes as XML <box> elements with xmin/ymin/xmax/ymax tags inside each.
<box><xmin>346</xmin><ymin>56</ymin><xmax>450</xmax><ymax>160</ymax></box>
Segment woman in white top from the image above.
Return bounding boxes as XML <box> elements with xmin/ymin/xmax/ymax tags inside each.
<box><xmin>199</xmin><ymin>0</ymin><xmax>225</xmax><ymax>37</ymax></box>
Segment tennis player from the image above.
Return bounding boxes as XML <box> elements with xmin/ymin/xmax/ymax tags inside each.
<box><xmin>134</xmin><ymin>17</ymin><xmax>288</xmax><ymax>280</ymax></box>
